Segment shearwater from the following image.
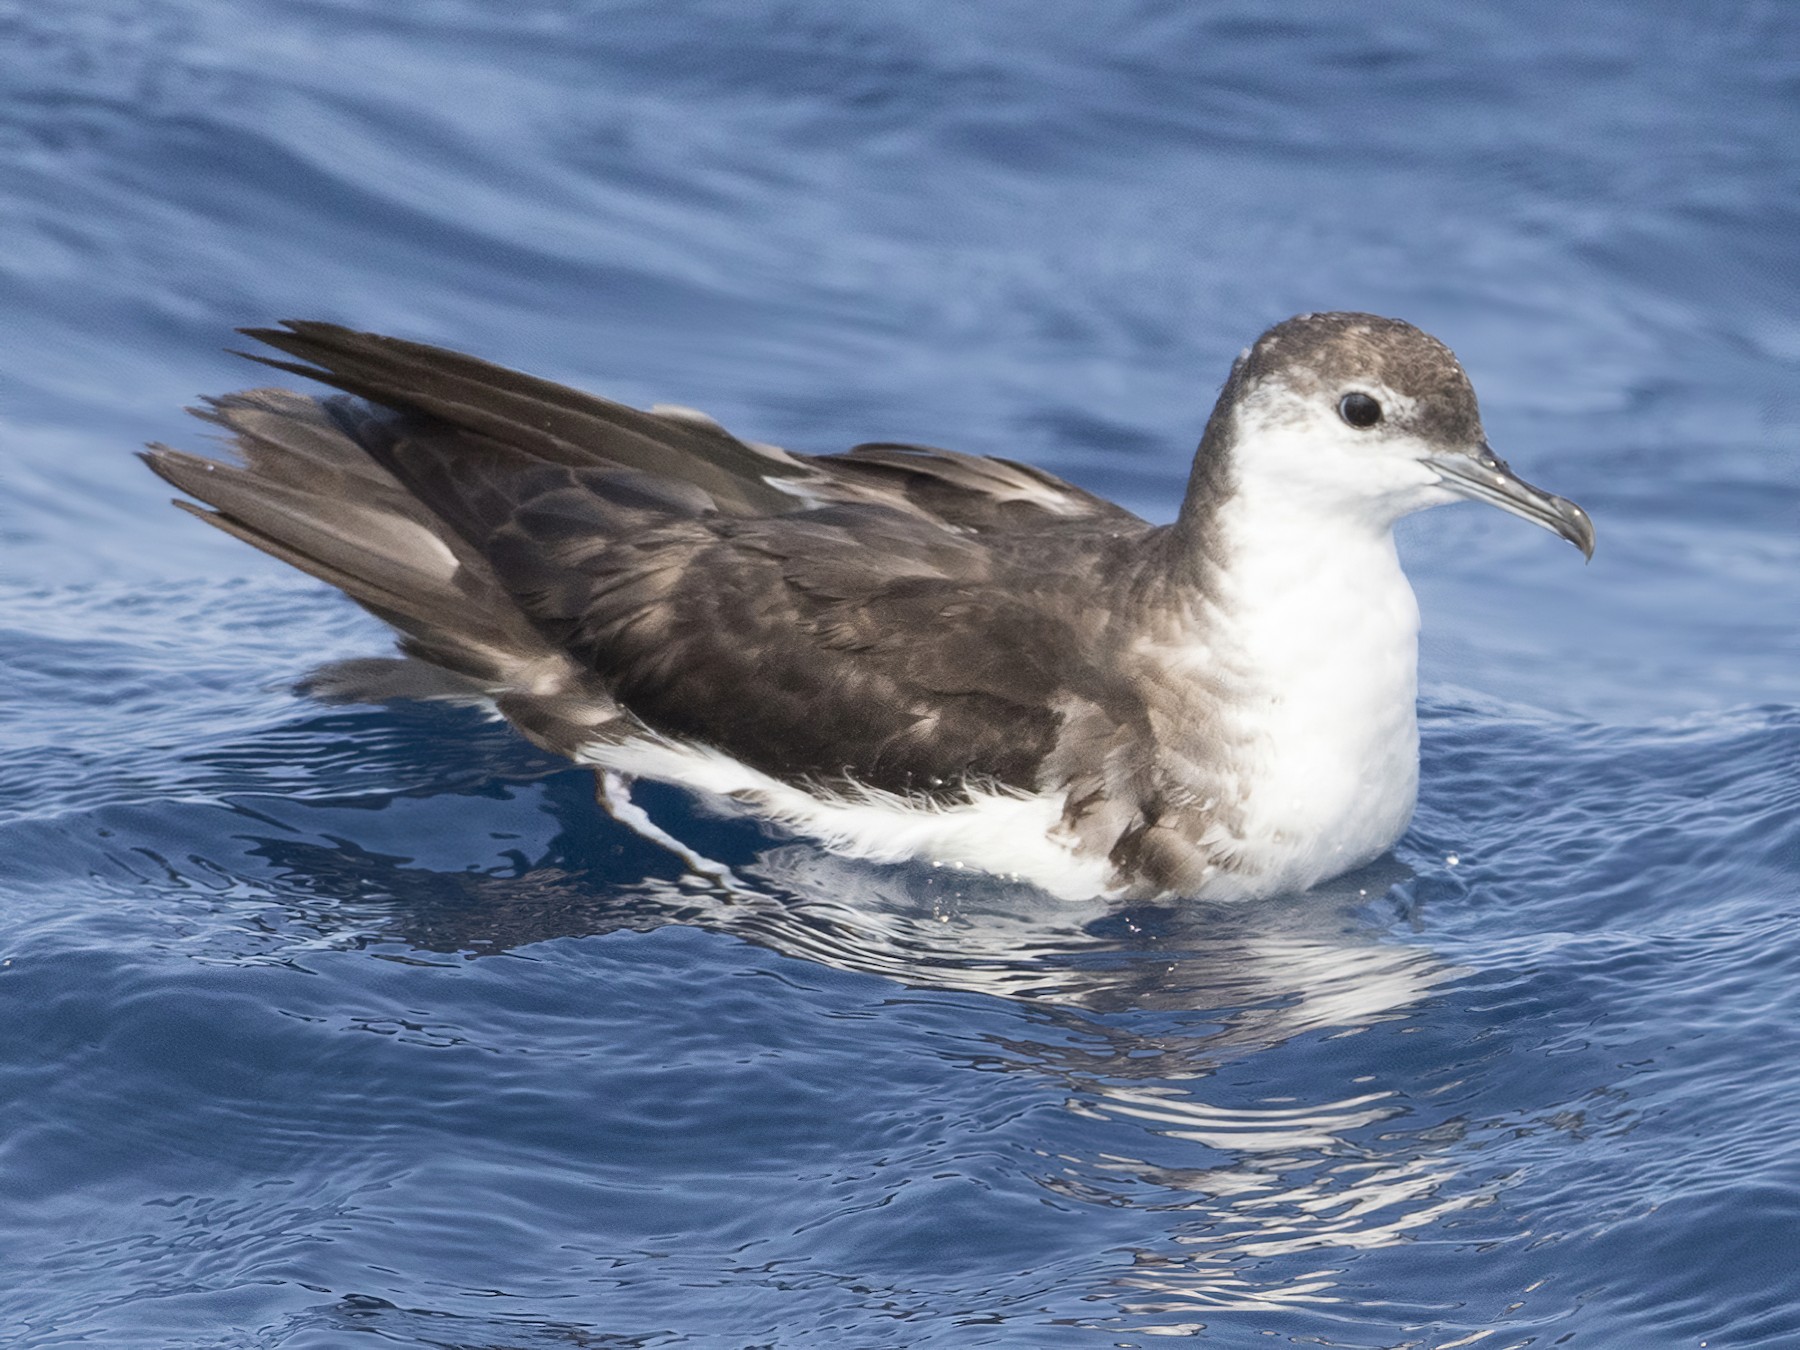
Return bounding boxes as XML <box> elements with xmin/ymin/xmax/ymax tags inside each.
<box><xmin>144</xmin><ymin>312</ymin><xmax>1594</xmax><ymax>902</ymax></box>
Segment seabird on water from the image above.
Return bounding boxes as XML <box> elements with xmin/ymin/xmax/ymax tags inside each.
<box><xmin>144</xmin><ymin>312</ymin><xmax>1594</xmax><ymax>902</ymax></box>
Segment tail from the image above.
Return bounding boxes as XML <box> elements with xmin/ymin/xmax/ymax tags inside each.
<box><xmin>143</xmin><ymin>388</ymin><xmax>615</xmax><ymax>751</ymax></box>
<box><xmin>143</xmin><ymin>320</ymin><xmax>846</xmax><ymax>756</ymax></box>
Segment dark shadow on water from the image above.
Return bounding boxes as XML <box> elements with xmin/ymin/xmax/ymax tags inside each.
<box><xmin>293</xmin><ymin>1294</ymin><xmax>667</xmax><ymax>1349</ymax></box>
<box><xmin>169</xmin><ymin>712</ymin><xmax>1521</xmax><ymax>1333</ymax></box>
<box><xmin>227</xmin><ymin>747</ymin><xmax>1446</xmax><ymax>1061</ymax></box>
<box><xmin>231</xmin><ymin>778</ymin><xmax>1486</xmax><ymax>1328</ymax></box>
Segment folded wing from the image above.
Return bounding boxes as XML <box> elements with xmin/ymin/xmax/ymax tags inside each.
<box><xmin>145</xmin><ymin>322</ymin><xmax>1150</xmax><ymax>795</ymax></box>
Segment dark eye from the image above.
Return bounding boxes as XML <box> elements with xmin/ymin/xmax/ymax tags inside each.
<box><xmin>1338</xmin><ymin>391</ymin><xmax>1383</xmax><ymax>428</ymax></box>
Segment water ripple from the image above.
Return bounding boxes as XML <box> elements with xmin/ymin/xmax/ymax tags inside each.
<box><xmin>5</xmin><ymin>0</ymin><xmax>1799</xmax><ymax>1345</ymax></box>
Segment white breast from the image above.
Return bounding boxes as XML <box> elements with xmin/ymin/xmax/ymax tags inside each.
<box><xmin>1193</xmin><ymin>487</ymin><xmax>1424</xmax><ymax>898</ymax></box>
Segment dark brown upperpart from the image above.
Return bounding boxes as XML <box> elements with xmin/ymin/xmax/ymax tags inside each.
<box><xmin>147</xmin><ymin>322</ymin><xmax>1190</xmax><ymax>807</ymax></box>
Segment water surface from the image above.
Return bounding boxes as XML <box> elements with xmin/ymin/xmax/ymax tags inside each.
<box><xmin>2</xmin><ymin>2</ymin><xmax>1798</xmax><ymax>1346</ymax></box>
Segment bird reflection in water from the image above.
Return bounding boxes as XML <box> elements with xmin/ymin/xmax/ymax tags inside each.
<box><xmin>229</xmin><ymin>764</ymin><xmax>1485</xmax><ymax>1327</ymax></box>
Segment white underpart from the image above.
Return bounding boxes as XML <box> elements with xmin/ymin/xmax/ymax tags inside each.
<box><xmin>1196</xmin><ymin>500</ymin><xmax>1423</xmax><ymax>897</ymax></box>
<box><xmin>1184</xmin><ymin>394</ymin><xmax>1452</xmax><ymax>898</ymax></box>
<box><xmin>577</xmin><ymin>737</ymin><xmax>1114</xmax><ymax>901</ymax></box>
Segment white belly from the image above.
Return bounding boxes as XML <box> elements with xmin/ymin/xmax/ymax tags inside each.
<box><xmin>581</xmin><ymin>735</ymin><xmax>1116</xmax><ymax>901</ymax></box>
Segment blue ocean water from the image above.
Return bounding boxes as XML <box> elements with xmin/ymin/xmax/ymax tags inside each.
<box><xmin>2</xmin><ymin>0</ymin><xmax>1797</xmax><ymax>1345</ymax></box>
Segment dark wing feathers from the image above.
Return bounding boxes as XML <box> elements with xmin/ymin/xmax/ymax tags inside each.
<box><xmin>241</xmin><ymin>321</ymin><xmax>810</xmax><ymax>515</ymax></box>
<box><xmin>558</xmin><ymin>529</ymin><xmax>1083</xmax><ymax>792</ymax></box>
<box><xmin>143</xmin><ymin>391</ymin><xmax>564</xmax><ymax>696</ymax></box>
<box><xmin>150</xmin><ymin>322</ymin><xmax>1154</xmax><ymax>795</ymax></box>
